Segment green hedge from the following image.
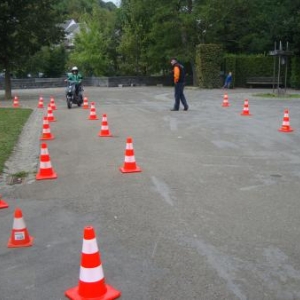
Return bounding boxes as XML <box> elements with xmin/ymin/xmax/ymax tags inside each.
<box><xmin>195</xmin><ymin>44</ymin><xmax>223</xmax><ymax>88</ymax></box>
<box><xmin>290</xmin><ymin>57</ymin><xmax>300</xmax><ymax>89</ymax></box>
<box><xmin>224</xmin><ymin>54</ymin><xmax>291</xmax><ymax>87</ymax></box>
<box><xmin>195</xmin><ymin>46</ymin><xmax>298</xmax><ymax>88</ymax></box>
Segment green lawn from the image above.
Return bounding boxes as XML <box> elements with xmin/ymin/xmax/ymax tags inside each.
<box><xmin>253</xmin><ymin>93</ymin><xmax>300</xmax><ymax>98</ymax></box>
<box><xmin>0</xmin><ymin>108</ymin><xmax>32</xmax><ymax>174</ymax></box>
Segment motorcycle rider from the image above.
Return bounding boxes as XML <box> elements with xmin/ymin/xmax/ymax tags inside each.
<box><xmin>66</xmin><ymin>66</ymin><xmax>83</xmax><ymax>96</ymax></box>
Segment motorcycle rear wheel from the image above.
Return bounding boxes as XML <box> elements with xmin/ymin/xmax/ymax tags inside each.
<box><xmin>78</xmin><ymin>95</ymin><xmax>83</xmax><ymax>107</ymax></box>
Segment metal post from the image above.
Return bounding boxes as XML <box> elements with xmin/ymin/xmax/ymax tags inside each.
<box><xmin>277</xmin><ymin>56</ymin><xmax>281</xmax><ymax>95</ymax></box>
<box><xmin>272</xmin><ymin>41</ymin><xmax>276</xmax><ymax>94</ymax></box>
<box><xmin>284</xmin><ymin>41</ymin><xmax>289</xmax><ymax>94</ymax></box>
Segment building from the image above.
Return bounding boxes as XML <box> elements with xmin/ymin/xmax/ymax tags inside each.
<box><xmin>61</xmin><ymin>19</ymin><xmax>81</xmax><ymax>49</ymax></box>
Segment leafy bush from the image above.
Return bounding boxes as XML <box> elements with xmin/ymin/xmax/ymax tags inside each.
<box><xmin>195</xmin><ymin>44</ymin><xmax>223</xmax><ymax>88</ymax></box>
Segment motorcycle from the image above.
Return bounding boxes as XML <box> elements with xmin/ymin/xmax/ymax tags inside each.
<box><xmin>66</xmin><ymin>81</ymin><xmax>83</xmax><ymax>109</ymax></box>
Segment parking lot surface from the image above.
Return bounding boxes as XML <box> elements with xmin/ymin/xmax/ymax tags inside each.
<box><xmin>0</xmin><ymin>86</ymin><xmax>300</xmax><ymax>300</ymax></box>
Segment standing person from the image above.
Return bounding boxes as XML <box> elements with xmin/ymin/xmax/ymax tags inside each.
<box><xmin>66</xmin><ymin>66</ymin><xmax>83</xmax><ymax>95</ymax></box>
<box><xmin>223</xmin><ymin>71</ymin><xmax>232</xmax><ymax>89</ymax></box>
<box><xmin>170</xmin><ymin>58</ymin><xmax>189</xmax><ymax>111</ymax></box>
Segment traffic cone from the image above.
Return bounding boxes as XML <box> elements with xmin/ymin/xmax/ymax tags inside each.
<box><xmin>13</xmin><ymin>96</ymin><xmax>19</xmax><ymax>108</ymax></box>
<box><xmin>40</xmin><ymin>116</ymin><xmax>54</xmax><ymax>140</ymax></box>
<box><xmin>119</xmin><ymin>137</ymin><xmax>141</xmax><ymax>173</ymax></box>
<box><xmin>38</xmin><ymin>96</ymin><xmax>44</xmax><ymax>108</ymax></box>
<box><xmin>36</xmin><ymin>143</ymin><xmax>57</xmax><ymax>180</ymax></box>
<box><xmin>65</xmin><ymin>226</ymin><xmax>121</xmax><ymax>300</ymax></box>
<box><xmin>222</xmin><ymin>94</ymin><xmax>229</xmax><ymax>107</ymax></box>
<box><xmin>278</xmin><ymin>109</ymin><xmax>294</xmax><ymax>132</ymax></box>
<box><xmin>88</xmin><ymin>102</ymin><xmax>99</xmax><ymax>120</ymax></box>
<box><xmin>50</xmin><ymin>96</ymin><xmax>57</xmax><ymax>110</ymax></box>
<box><xmin>83</xmin><ymin>97</ymin><xmax>89</xmax><ymax>109</ymax></box>
<box><xmin>47</xmin><ymin>104</ymin><xmax>56</xmax><ymax>122</ymax></box>
<box><xmin>240</xmin><ymin>99</ymin><xmax>251</xmax><ymax>116</ymax></box>
<box><xmin>0</xmin><ymin>195</ymin><xmax>9</xmax><ymax>209</ymax></box>
<box><xmin>98</xmin><ymin>114</ymin><xmax>112</xmax><ymax>137</ymax></box>
<box><xmin>7</xmin><ymin>208</ymin><xmax>34</xmax><ymax>248</ymax></box>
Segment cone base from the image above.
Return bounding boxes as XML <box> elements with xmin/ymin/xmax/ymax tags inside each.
<box><xmin>98</xmin><ymin>133</ymin><xmax>113</xmax><ymax>137</ymax></box>
<box><xmin>89</xmin><ymin>117</ymin><xmax>99</xmax><ymax>120</ymax></box>
<box><xmin>38</xmin><ymin>106</ymin><xmax>44</xmax><ymax>109</ymax></box>
<box><xmin>240</xmin><ymin>112</ymin><xmax>252</xmax><ymax>116</ymax></box>
<box><xmin>0</xmin><ymin>200</ymin><xmax>9</xmax><ymax>209</ymax></box>
<box><xmin>119</xmin><ymin>166</ymin><xmax>141</xmax><ymax>173</ymax></box>
<box><xmin>7</xmin><ymin>236</ymin><xmax>34</xmax><ymax>248</ymax></box>
<box><xmin>222</xmin><ymin>104</ymin><xmax>229</xmax><ymax>107</ymax></box>
<box><xmin>65</xmin><ymin>284</ymin><xmax>121</xmax><ymax>300</ymax></box>
<box><xmin>36</xmin><ymin>172</ymin><xmax>57</xmax><ymax>180</ymax></box>
<box><xmin>279</xmin><ymin>127</ymin><xmax>294</xmax><ymax>132</ymax></box>
<box><xmin>40</xmin><ymin>135</ymin><xmax>55</xmax><ymax>140</ymax></box>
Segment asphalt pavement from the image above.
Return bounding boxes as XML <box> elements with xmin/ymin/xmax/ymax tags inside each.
<box><xmin>0</xmin><ymin>86</ymin><xmax>300</xmax><ymax>300</ymax></box>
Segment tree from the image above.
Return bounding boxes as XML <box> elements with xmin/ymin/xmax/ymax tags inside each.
<box><xmin>195</xmin><ymin>0</ymin><xmax>300</xmax><ymax>54</ymax></box>
<box><xmin>0</xmin><ymin>0</ymin><xmax>64</xmax><ymax>99</ymax></box>
<box><xmin>53</xmin><ymin>0</ymin><xmax>117</xmax><ymax>21</ymax></box>
<box><xmin>20</xmin><ymin>46</ymin><xmax>68</xmax><ymax>78</ymax></box>
<box><xmin>117</xmin><ymin>0</ymin><xmax>151</xmax><ymax>75</ymax></box>
<box><xmin>69</xmin><ymin>5</ymin><xmax>118</xmax><ymax>76</ymax></box>
<box><xmin>148</xmin><ymin>0</ymin><xmax>201</xmax><ymax>72</ymax></box>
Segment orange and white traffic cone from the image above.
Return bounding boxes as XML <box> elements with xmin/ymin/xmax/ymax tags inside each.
<box><xmin>0</xmin><ymin>194</ymin><xmax>9</xmax><ymax>209</ymax></box>
<box><xmin>40</xmin><ymin>116</ymin><xmax>54</xmax><ymax>140</ymax></box>
<box><xmin>98</xmin><ymin>114</ymin><xmax>112</xmax><ymax>137</ymax></box>
<box><xmin>222</xmin><ymin>94</ymin><xmax>229</xmax><ymax>107</ymax></box>
<box><xmin>38</xmin><ymin>96</ymin><xmax>44</xmax><ymax>108</ymax></box>
<box><xmin>7</xmin><ymin>208</ymin><xmax>34</xmax><ymax>248</ymax></box>
<box><xmin>278</xmin><ymin>109</ymin><xmax>294</xmax><ymax>132</ymax></box>
<box><xmin>47</xmin><ymin>104</ymin><xmax>56</xmax><ymax>122</ymax></box>
<box><xmin>36</xmin><ymin>143</ymin><xmax>57</xmax><ymax>180</ymax></box>
<box><xmin>88</xmin><ymin>102</ymin><xmax>99</xmax><ymax>120</ymax></box>
<box><xmin>50</xmin><ymin>96</ymin><xmax>57</xmax><ymax>110</ymax></box>
<box><xmin>65</xmin><ymin>226</ymin><xmax>121</xmax><ymax>300</ymax></box>
<box><xmin>240</xmin><ymin>99</ymin><xmax>251</xmax><ymax>116</ymax></box>
<box><xmin>83</xmin><ymin>97</ymin><xmax>89</xmax><ymax>109</ymax></box>
<box><xmin>119</xmin><ymin>137</ymin><xmax>141</xmax><ymax>173</ymax></box>
<box><xmin>13</xmin><ymin>96</ymin><xmax>19</xmax><ymax>108</ymax></box>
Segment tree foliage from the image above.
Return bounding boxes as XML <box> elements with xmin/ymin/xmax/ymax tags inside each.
<box><xmin>196</xmin><ymin>0</ymin><xmax>300</xmax><ymax>54</ymax></box>
<box><xmin>2</xmin><ymin>0</ymin><xmax>300</xmax><ymax>93</ymax></box>
<box><xmin>117</xmin><ymin>0</ymin><xmax>201</xmax><ymax>75</ymax></box>
<box><xmin>69</xmin><ymin>5</ymin><xmax>118</xmax><ymax>76</ymax></box>
<box><xmin>53</xmin><ymin>0</ymin><xmax>117</xmax><ymax>21</ymax></box>
<box><xmin>0</xmin><ymin>0</ymin><xmax>64</xmax><ymax>98</ymax></box>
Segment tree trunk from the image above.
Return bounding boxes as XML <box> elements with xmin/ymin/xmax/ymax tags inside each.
<box><xmin>191</xmin><ymin>60</ymin><xmax>198</xmax><ymax>86</ymax></box>
<box><xmin>4</xmin><ymin>62</ymin><xmax>12</xmax><ymax>101</ymax></box>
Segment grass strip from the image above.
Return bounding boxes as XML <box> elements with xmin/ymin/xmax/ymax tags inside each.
<box><xmin>253</xmin><ymin>93</ymin><xmax>300</xmax><ymax>98</ymax></box>
<box><xmin>0</xmin><ymin>108</ymin><xmax>32</xmax><ymax>174</ymax></box>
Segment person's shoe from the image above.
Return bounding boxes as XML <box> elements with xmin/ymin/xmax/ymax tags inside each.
<box><xmin>183</xmin><ymin>105</ymin><xmax>189</xmax><ymax>111</ymax></box>
<box><xmin>170</xmin><ymin>108</ymin><xmax>179</xmax><ymax>111</ymax></box>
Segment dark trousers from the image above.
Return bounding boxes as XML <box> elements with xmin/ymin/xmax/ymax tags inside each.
<box><xmin>75</xmin><ymin>83</ymin><xmax>81</xmax><ymax>95</ymax></box>
<box><xmin>173</xmin><ymin>82</ymin><xmax>188</xmax><ymax>110</ymax></box>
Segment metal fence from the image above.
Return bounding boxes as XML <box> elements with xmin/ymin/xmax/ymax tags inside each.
<box><xmin>4</xmin><ymin>75</ymin><xmax>193</xmax><ymax>89</ymax></box>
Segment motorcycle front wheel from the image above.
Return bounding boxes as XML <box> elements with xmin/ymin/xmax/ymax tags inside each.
<box><xmin>67</xmin><ymin>96</ymin><xmax>72</xmax><ymax>109</ymax></box>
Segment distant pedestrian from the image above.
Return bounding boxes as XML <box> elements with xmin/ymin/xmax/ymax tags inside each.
<box><xmin>170</xmin><ymin>58</ymin><xmax>189</xmax><ymax>111</ymax></box>
<box><xmin>223</xmin><ymin>72</ymin><xmax>232</xmax><ymax>89</ymax></box>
